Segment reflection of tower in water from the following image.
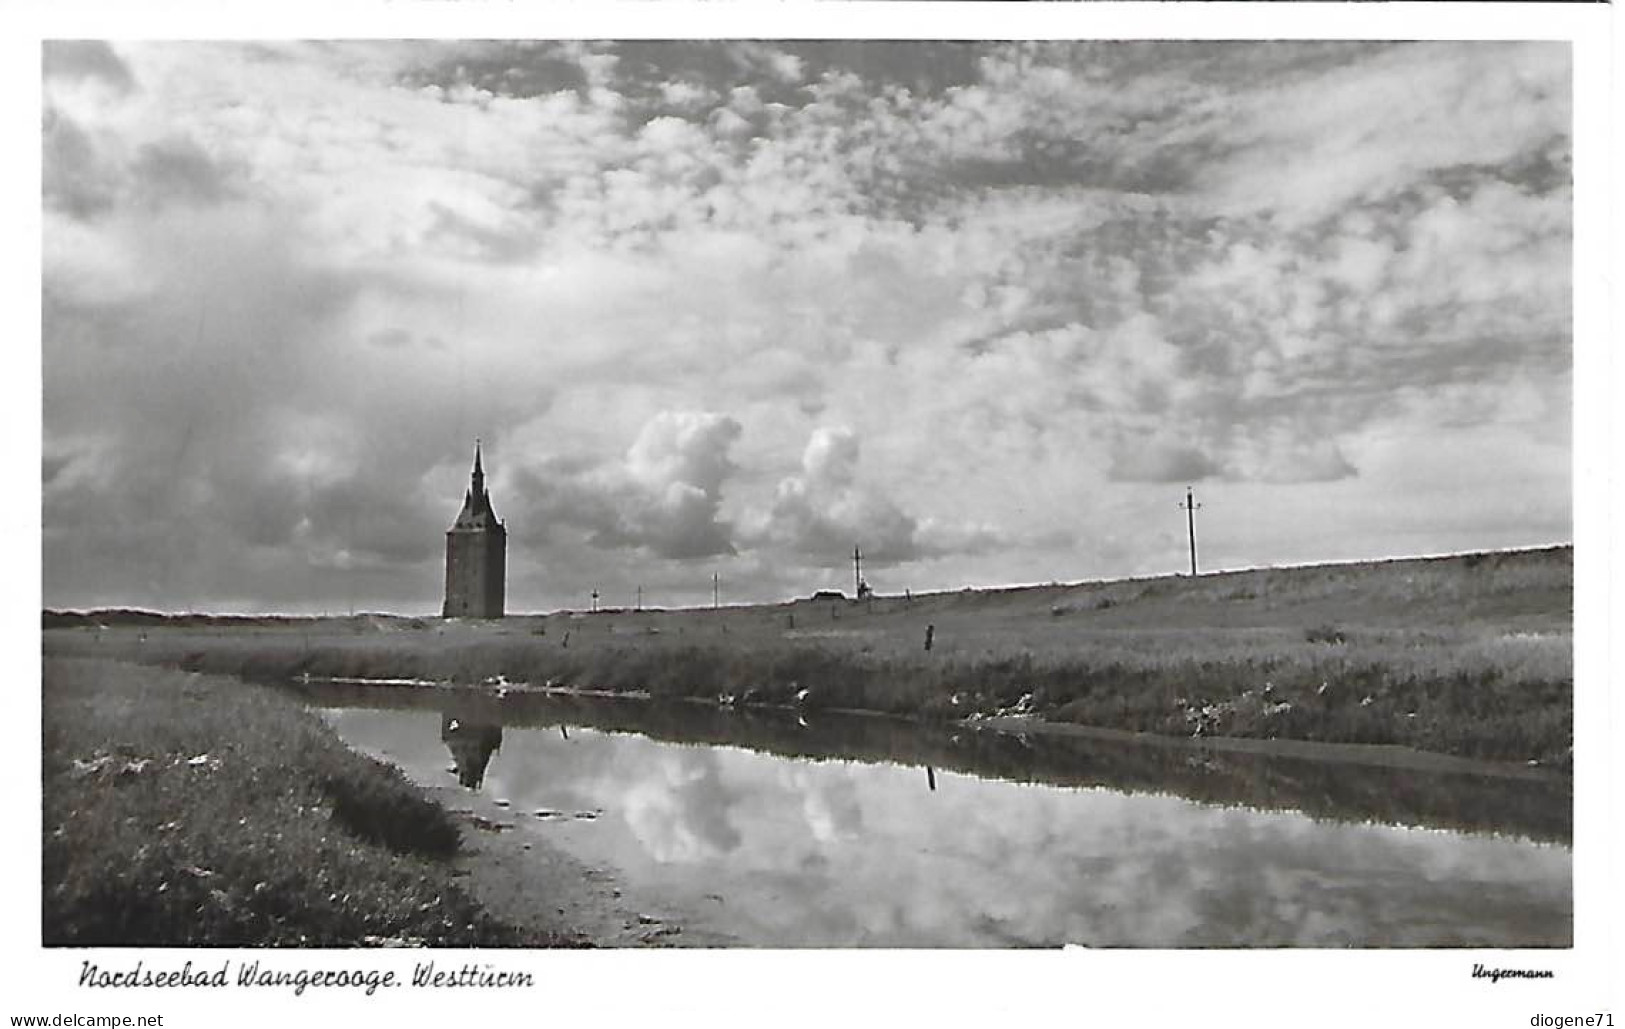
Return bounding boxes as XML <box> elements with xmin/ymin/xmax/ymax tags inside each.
<box><xmin>440</xmin><ymin>712</ymin><xmax>503</xmax><ymax>788</ymax></box>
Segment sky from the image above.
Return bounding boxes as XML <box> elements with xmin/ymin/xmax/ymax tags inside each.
<box><xmin>40</xmin><ymin>40</ymin><xmax>1573</xmax><ymax>615</ymax></box>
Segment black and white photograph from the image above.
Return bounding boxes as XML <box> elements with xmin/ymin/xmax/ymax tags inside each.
<box><xmin>11</xmin><ymin>2</ymin><xmax>1621</xmax><ymax>1026</ymax></box>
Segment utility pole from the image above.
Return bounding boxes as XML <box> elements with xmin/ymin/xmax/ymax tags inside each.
<box><xmin>348</xmin><ymin>507</ymin><xmax>357</xmax><ymax>618</ymax></box>
<box><xmin>1180</xmin><ymin>486</ymin><xmax>1202</xmax><ymax>576</ymax></box>
<box><xmin>590</xmin><ymin>589</ymin><xmax>599</xmax><ymax>613</ymax></box>
<box><xmin>636</xmin><ymin>585</ymin><xmax>643</xmax><ymax>612</ymax></box>
<box><xmin>713</xmin><ymin>571</ymin><xmax>720</xmax><ymax>609</ymax></box>
<box><xmin>853</xmin><ymin>545</ymin><xmax>863</xmax><ymax>597</ymax></box>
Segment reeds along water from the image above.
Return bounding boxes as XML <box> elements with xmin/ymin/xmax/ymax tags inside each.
<box><xmin>294</xmin><ymin>680</ymin><xmax>1571</xmax><ymax>846</ymax></box>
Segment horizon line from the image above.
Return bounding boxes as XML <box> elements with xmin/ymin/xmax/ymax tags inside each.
<box><xmin>41</xmin><ymin>540</ymin><xmax>1574</xmax><ymax>621</ymax></box>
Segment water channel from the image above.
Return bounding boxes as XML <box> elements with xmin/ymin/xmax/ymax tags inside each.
<box><xmin>299</xmin><ymin>681</ymin><xmax>1572</xmax><ymax>948</ymax></box>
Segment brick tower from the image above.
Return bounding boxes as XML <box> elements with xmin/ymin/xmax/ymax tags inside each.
<box><xmin>442</xmin><ymin>441</ymin><xmax>506</xmax><ymax>618</ymax></box>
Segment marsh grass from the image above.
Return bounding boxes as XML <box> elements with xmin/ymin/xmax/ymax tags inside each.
<box><xmin>49</xmin><ymin>547</ymin><xmax>1573</xmax><ymax>769</ymax></box>
<box><xmin>42</xmin><ymin>658</ymin><xmax>574</xmax><ymax>947</ymax></box>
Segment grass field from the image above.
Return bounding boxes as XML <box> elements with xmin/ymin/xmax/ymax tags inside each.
<box><xmin>45</xmin><ymin>546</ymin><xmax>1574</xmax><ymax>769</ymax></box>
<box><xmin>41</xmin><ymin>657</ymin><xmax>583</xmax><ymax>947</ymax></box>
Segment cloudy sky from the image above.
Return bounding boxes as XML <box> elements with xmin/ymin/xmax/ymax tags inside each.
<box><xmin>41</xmin><ymin>40</ymin><xmax>1572</xmax><ymax>614</ymax></box>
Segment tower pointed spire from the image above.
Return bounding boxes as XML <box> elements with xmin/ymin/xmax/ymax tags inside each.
<box><xmin>444</xmin><ymin>436</ymin><xmax>507</xmax><ymax>619</ymax></box>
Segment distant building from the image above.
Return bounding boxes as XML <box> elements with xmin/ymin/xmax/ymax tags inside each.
<box><xmin>443</xmin><ymin>442</ymin><xmax>506</xmax><ymax>618</ymax></box>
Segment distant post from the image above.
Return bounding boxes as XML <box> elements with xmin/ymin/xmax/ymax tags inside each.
<box><xmin>853</xmin><ymin>545</ymin><xmax>863</xmax><ymax>597</ymax></box>
<box><xmin>713</xmin><ymin>571</ymin><xmax>720</xmax><ymax>609</ymax></box>
<box><xmin>1180</xmin><ymin>486</ymin><xmax>1202</xmax><ymax>576</ymax></box>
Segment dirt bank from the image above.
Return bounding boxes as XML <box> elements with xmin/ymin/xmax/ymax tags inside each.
<box><xmin>415</xmin><ymin>778</ymin><xmax>732</xmax><ymax>948</ymax></box>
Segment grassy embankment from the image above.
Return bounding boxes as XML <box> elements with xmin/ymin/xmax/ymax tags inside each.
<box><xmin>47</xmin><ymin>546</ymin><xmax>1574</xmax><ymax>769</ymax></box>
<box><xmin>42</xmin><ymin>657</ymin><xmax>582</xmax><ymax>947</ymax></box>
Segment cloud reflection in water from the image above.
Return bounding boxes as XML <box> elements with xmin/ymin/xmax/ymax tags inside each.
<box><xmin>324</xmin><ymin>708</ymin><xmax>1570</xmax><ymax>947</ymax></box>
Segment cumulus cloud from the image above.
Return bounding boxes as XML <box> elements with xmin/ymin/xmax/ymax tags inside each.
<box><xmin>609</xmin><ymin>412</ymin><xmax>744</xmax><ymax>558</ymax></box>
<box><xmin>41</xmin><ymin>41</ymin><xmax>1572</xmax><ymax>611</ymax></box>
<box><xmin>742</xmin><ymin>427</ymin><xmax>918</xmax><ymax>564</ymax></box>
<box><xmin>511</xmin><ymin>411</ymin><xmax>742</xmax><ymax>561</ymax></box>
<box><xmin>740</xmin><ymin>427</ymin><xmax>997</xmax><ymax>569</ymax></box>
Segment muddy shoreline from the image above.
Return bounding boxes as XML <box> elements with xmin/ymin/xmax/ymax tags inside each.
<box><xmin>434</xmin><ymin>784</ymin><xmax>622</xmax><ymax>947</ymax></box>
<box><xmin>425</xmin><ymin>780</ymin><xmax>725</xmax><ymax>948</ymax></box>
